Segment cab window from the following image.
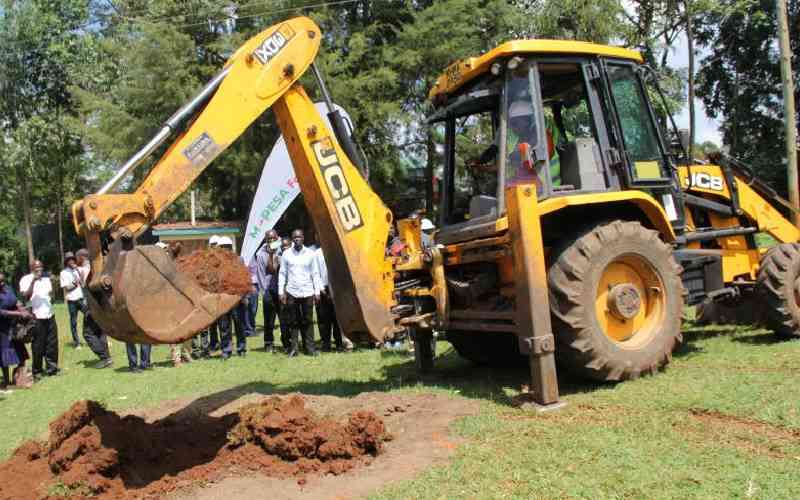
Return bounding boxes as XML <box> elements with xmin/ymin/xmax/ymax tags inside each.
<box><xmin>537</xmin><ymin>62</ymin><xmax>608</xmax><ymax>193</ymax></box>
<box><xmin>606</xmin><ymin>64</ymin><xmax>667</xmax><ymax>181</ymax></box>
<box><xmin>450</xmin><ymin>110</ymin><xmax>499</xmax><ymax>223</ymax></box>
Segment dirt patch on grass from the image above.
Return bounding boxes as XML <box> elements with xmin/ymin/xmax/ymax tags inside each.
<box><xmin>176</xmin><ymin>248</ymin><xmax>251</xmax><ymax>296</ymax></box>
<box><xmin>0</xmin><ymin>395</ymin><xmax>389</xmax><ymax>499</ymax></box>
<box><xmin>680</xmin><ymin>408</ymin><xmax>800</xmax><ymax>459</ymax></box>
<box><xmin>0</xmin><ymin>392</ymin><xmax>477</xmax><ymax>500</ymax></box>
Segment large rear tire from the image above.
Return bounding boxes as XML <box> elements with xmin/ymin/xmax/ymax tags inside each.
<box><xmin>756</xmin><ymin>243</ymin><xmax>800</xmax><ymax>338</ymax></box>
<box><xmin>547</xmin><ymin>220</ymin><xmax>684</xmax><ymax>381</ymax></box>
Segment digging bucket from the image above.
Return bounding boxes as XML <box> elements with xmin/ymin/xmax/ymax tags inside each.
<box><xmin>85</xmin><ymin>240</ymin><xmax>241</xmax><ymax>344</ymax></box>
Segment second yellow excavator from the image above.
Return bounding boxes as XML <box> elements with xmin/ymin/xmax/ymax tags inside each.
<box><xmin>73</xmin><ymin>17</ymin><xmax>800</xmax><ymax>409</ymax></box>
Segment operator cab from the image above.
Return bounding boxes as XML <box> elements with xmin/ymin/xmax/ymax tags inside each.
<box><xmin>427</xmin><ymin>41</ymin><xmax>683</xmax><ymax>243</ymax></box>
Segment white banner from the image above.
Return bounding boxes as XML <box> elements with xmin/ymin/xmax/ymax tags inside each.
<box><xmin>241</xmin><ymin>102</ymin><xmax>353</xmax><ymax>264</ymax></box>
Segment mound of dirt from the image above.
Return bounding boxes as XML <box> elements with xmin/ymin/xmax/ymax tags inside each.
<box><xmin>175</xmin><ymin>247</ymin><xmax>252</xmax><ymax>296</ymax></box>
<box><xmin>0</xmin><ymin>397</ymin><xmax>387</xmax><ymax>500</ymax></box>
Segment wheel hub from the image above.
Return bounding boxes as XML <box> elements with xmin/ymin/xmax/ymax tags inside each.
<box><xmin>607</xmin><ymin>283</ymin><xmax>642</xmax><ymax>320</ymax></box>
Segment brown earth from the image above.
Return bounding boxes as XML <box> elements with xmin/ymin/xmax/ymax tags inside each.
<box><xmin>0</xmin><ymin>392</ymin><xmax>477</xmax><ymax>500</ymax></box>
<box><xmin>0</xmin><ymin>395</ymin><xmax>390</xmax><ymax>500</ymax></box>
<box><xmin>175</xmin><ymin>248</ymin><xmax>252</xmax><ymax>296</ymax></box>
<box><xmin>679</xmin><ymin>408</ymin><xmax>800</xmax><ymax>459</ymax></box>
<box><xmin>171</xmin><ymin>392</ymin><xmax>478</xmax><ymax>500</ymax></box>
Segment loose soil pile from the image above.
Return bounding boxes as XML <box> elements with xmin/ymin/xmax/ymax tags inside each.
<box><xmin>0</xmin><ymin>396</ymin><xmax>387</xmax><ymax>500</ymax></box>
<box><xmin>175</xmin><ymin>248</ymin><xmax>252</xmax><ymax>296</ymax></box>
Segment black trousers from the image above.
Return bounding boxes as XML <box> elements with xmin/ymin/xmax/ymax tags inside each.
<box><xmin>32</xmin><ymin>316</ymin><xmax>58</xmax><ymax>375</ymax></box>
<box><xmin>219</xmin><ymin>308</ymin><xmax>246</xmax><ymax>357</ymax></box>
<box><xmin>83</xmin><ymin>314</ymin><xmax>110</xmax><ymax>361</ymax></box>
<box><xmin>316</xmin><ymin>289</ymin><xmax>342</xmax><ymax>349</ymax></box>
<box><xmin>66</xmin><ymin>299</ymin><xmax>84</xmax><ymax>345</ymax></box>
<box><xmin>286</xmin><ymin>294</ymin><xmax>315</xmax><ymax>354</ymax></box>
<box><xmin>263</xmin><ymin>290</ymin><xmax>289</xmax><ymax>348</ymax></box>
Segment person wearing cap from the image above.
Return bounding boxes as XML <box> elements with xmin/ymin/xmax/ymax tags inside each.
<box><xmin>60</xmin><ymin>252</ymin><xmax>85</xmax><ymax>348</ymax></box>
<box><xmin>213</xmin><ymin>236</ymin><xmax>247</xmax><ymax>359</ymax></box>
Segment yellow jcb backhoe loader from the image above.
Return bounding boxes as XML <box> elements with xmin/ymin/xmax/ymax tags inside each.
<box><xmin>73</xmin><ymin>17</ymin><xmax>800</xmax><ymax>409</ymax></box>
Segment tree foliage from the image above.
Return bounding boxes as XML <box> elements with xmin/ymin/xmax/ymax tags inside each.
<box><xmin>695</xmin><ymin>0</ymin><xmax>799</xmax><ymax>195</ymax></box>
<box><xmin>5</xmin><ymin>0</ymin><xmax>777</xmax><ymax>278</ymax></box>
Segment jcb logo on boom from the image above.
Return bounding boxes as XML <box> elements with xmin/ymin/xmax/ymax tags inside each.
<box><xmin>252</xmin><ymin>24</ymin><xmax>295</xmax><ymax>65</ymax></box>
<box><xmin>685</xmin><ymin>172</ymin><xmax>724</xmax><ymax>192</ymax></box>
<box><xmin>312</xmin><ymin>138</ymin><xmax>364</xmax><ymax>232</ymax></box>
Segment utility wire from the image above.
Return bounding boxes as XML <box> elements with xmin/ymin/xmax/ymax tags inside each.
<box><xmin>0</xmin><ymin>0</ymin><xmax>359</xmax><ymax>53</ymax></box>
<box><xmin>4</xmin><ymin>0</ymin><xmax>361</xmax><ymax>56</ymax></box>
<box><xmin>106</xmin><ymin>0</ymin><xmax>358</xmax><ymax>26</ymax></box>
<box><xmin>111</xmin><ymin>0</ymin><xmax>321</xmax><ymax>24</ymax></box>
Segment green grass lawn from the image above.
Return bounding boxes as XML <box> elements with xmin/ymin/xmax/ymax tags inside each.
<box><xmin>1</xmin><ymin>304</ymin><xmax>800</xmax><ymax>499</ymax></box>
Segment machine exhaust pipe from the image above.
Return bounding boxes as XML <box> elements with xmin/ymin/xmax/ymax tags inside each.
<box><xmin>97</xmin><ymin>66</ymin><xmax>232</xmax><ymax>195</ymax></box>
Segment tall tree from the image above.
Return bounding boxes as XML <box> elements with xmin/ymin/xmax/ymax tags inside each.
<box><xmin>0</xmin><ymin>0</ymin><xmax>93</xmax><ymax>273</ymax></box>
<box><xmin>695</xmin><ymin>0</ymin><xmax>799</xmax><ymax>194</ymax></box>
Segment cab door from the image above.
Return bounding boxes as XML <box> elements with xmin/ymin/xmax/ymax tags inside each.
<box><xmin>599</xmin><ymin>59</ymin><xmax>684</xmax><ymax>226</ymax></box>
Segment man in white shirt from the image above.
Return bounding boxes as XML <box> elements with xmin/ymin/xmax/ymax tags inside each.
<box><xmin>20</xmin><ymin>260</ymin><xmax>59</xmax><ymax>378</ymax></box>
<box><xmin>60</xmin><ymin>252</ymin><xmax>85</xmax><ymax>348</ymax></box>
<box><xmin>279</xmin><ymin>229</ymin><xmax>320</xmax><ymax>357</ymax></box>
<box><xmin>313</xmin><ymin>246</ymin><xmax>344</xmax><ymax>352</ymax></box>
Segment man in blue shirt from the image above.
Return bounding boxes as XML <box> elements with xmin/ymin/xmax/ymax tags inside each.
<box><xmin>253</xmin><ymin>230</ymin><xmax>289</xmax><ymax>352</ymax></box>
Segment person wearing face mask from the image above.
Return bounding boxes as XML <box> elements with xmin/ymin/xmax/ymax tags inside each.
<box><xmin>253</xmin><ymin>230</ymin><xmax>288</xmax><ymax>352</ymax></box>
<box><xmin>0</xmin><ymin>272</ymin><xmax>33</xmax><ymax>390</ymax></box>
<box><xmin>20</xmin><ymin>260</ymin><xmax>59</xmax><ymax>379</ymax></box>
<box><xmin>278</xmin><ymin>229</ymin><xmax>321</xmax><ymax>357</ymax></box>
<box><xmin>60</xmin><ymin>252</ymin><xmax>85</xmax><ymax>349</ymax></box>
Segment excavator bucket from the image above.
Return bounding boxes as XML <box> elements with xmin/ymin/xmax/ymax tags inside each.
<box><xmin>85</xmin><ymin>240</ymin><xmax>241</xmax><ymax>344</ymax></box>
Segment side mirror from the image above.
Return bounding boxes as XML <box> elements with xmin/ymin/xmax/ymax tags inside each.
<box><xmin>678</xmin><ymin>128</ymin><xmax>690</xmax><ymax>152</ymax></box>
<box><xmin>668</xmin><ymin>129</ymin><xmax>690</xmax><ymax>160</ymax></box>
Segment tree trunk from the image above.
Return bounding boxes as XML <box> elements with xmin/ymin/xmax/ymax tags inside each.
<box><xmin>685</xmin><ymin>0</ymin><xmax>696</xmax><ymax>161</ymax></box>
<box><xmin>57</xmin><ymin>188</ymin><xmax>64</xmax><ymax>266</ymax></box>
<box><xmin>18</xmin><ymin>160</ymin><xmax>34</xmax><ymax>266</ymax></box>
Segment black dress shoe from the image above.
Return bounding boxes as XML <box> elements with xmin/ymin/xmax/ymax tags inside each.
<box><xmin>287</xmin><ymin>350</ymin><xmax>298</xmax><ymax>358</ymax></box>
<box><xmin>95</xmin><ymin>359</ymin><xmax>113</xmax><ymax>369</ymax></box>
<box><xmin>129</xmin><ymin>367</ymin><xmax>142</xmax><ymax>373</ymax></box>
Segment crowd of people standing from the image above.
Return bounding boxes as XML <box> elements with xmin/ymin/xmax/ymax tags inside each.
<box><xmin>0</xmin><ymin>226</ymin><xmax>355</xmax><ymax>391</ymax></box>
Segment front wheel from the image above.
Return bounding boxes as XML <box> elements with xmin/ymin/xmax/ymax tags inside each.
<box><xmin>547</xmin><ymin>220</ymin><xmax>684</xmax><ymax>381</ymax></box>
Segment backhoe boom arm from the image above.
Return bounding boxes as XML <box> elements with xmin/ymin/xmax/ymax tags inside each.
<box><xmin>72</xmin><ymin>17</ymin><xmax>395</xmax><ymax>344</ymax></box>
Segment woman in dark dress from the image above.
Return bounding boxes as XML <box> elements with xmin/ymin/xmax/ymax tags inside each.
<box><xmin>0</xmin><ymin>272</ymin><xmax>33</xmax><ymax>389</ymax></box>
